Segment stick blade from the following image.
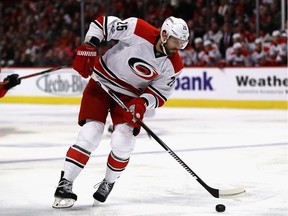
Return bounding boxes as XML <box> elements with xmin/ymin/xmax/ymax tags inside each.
<box><xmin>218</xmin><ymin>187</ymin><xmax>246</xmax><ymax>198</ymax></box>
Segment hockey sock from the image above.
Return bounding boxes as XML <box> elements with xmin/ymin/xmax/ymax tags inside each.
<box><xmin>105</xmin><ymin>151</ymin><xmax>130</xmax><ymax>183</ymax></box>
<box><xmin>64</xmin><ymin>144</ymin><xmax>91</xmax><ymax>181</ymax></box>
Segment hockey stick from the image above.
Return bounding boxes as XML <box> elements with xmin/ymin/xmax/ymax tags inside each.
<box><xmin>0</xmin><ymin>65</ymin><xmax>71</xmax><ymax>86</ymax></box>
<box><xmin>91</xmin><ymin>73</ymin><xmax>245</xmax><ymax>199</ymax></box>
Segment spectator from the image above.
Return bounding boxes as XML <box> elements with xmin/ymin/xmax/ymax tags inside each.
<box><xmin>0</xmin><ymin>0</ymin><xmax>285</xmax><ymax>68</ymax></box>
<box><xmin>226</xmin><ymin>42</ymin><xmax>251</xmax><ymax>66</ymax></box>
<box><xmin>268</xmin><ymin>30</ymin><xmax>287</xmax><ymax>65</ymax></box>
<box><xmin>219</xmin><ymin>22</ymin><xmax>234</xmax><ymax>58</ymax></box>
<box><xmin>23</xmin><ymin>40</ymin><xmax>39</xmax><ymax>65</ymax></box>
<box><xmin>186</xmin><ymin>19</ymin><xmax>196</xmax><ymax>45</ymax></box>
<box><xmin>225</xmin><ymin>33</ymin><xmax>250</xmax><ymax>60</ymax></box>
<box><xmin>251</xmin><ymin>38</ymin><xmax>270</xmax><ymax>66</ymax></box>
<box><xmin>191</xmin><ymin>37</ymin><xmax>205</xmax><ymax>66</ymax></box>
<box><xmin>199</xmin><ymin>40</ymin><xmax>221</xmax><ymax>66</ymax></box>
<box><xmin>218</xmin><ymin>0</ymin><xmax>229</xmax><ymax>17</ymax></box>
<box><xmin>203</xmin><ymin>19</ymin><xmax>223</xmax><ymax>47</ymax></box>
<box><xmin>179</xmin><ymin>44</ymin><xmax>195</xmax><ymax>67</ymax></box>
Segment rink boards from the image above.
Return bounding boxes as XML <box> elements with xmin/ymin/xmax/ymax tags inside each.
<box><xmin>0</xmin><ymin>67</ymin><xmax>287</xmax><ymax>109</ymax></box>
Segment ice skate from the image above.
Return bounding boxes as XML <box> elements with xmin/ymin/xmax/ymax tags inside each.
<box><xmin>52</xmin><ymin>171</ymin><xmax>77</xmax><ymax>209</ymax></box>
<box><xmin>93</xmin><ymin>179</ymin><xmax>115</xmax><ymax>206</ymax></box>
<box><xmin>108</xmin><ymin>124</ymin><xmax>114</xmax><ymax>133</ymax></box>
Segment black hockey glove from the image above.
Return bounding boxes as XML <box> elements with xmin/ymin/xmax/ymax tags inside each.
<box><xmin>4</xmin><ymin>74</ymin><xmax>21</xmax><ymax>90</ymax></box>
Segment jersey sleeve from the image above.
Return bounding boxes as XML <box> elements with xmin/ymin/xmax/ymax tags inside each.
<box><xmin>84</xmin><ymin>16</ymin><xmax>137</xmax><ymax>45</ymax></box>
<box><xmin>0</xmin><ymin>85</ymin><xmax>8</xmax><ymax>98</ymax></box>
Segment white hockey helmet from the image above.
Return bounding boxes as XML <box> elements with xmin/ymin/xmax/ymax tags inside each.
<box><xmin>272</xmin><ymin>30</ymin><xmax>280</xmax><ymax>37</ymax></box>
<box><xmin>160</xmin><ymin>16</ymin><xmax>189</xmax><ymax>49</ymax></box>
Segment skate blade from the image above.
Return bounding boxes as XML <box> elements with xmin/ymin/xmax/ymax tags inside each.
<box><xmin>93</xmin><ymin>199</ymin><xmax>103</xmax><ymax>207</ymax></box>
<box><xmin>52</xmin><ymin>197</ymin><xmax>75</xmax><ymax>208</ymax></box>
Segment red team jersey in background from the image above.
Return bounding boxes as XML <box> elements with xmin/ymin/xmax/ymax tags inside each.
<box><xmin>0</xmin><ymin>86</ymin><xmax>7</xmax><ymax>98</ymax></box>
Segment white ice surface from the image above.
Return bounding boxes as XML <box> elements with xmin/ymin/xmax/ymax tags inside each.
<box><xmin>0</xmin><ymin>104</ymin><xmax>287</xmax><ymax>216</ymax></box>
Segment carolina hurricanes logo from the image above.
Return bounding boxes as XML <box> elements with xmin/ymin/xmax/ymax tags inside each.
<box><xmin>128</xmin><ymin>58</ymin><xmax>158</xmax><ymax>80</ymax></box>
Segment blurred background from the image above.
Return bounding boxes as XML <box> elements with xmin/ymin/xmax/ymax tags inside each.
<box><xmin>0</xmin><ymin>3</ymin><xmax>287</xmax><ymax>214</ymax></box>
<box><xmin>0</xmin><ymin>0</ymin><xmax>287</xmax><ymax>68</ymax></box>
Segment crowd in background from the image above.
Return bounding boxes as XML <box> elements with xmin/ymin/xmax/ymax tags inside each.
<box><xmin>0</xmin><ymin>0</ymin><xmax>287</xmax><ymax>68</ymax></box>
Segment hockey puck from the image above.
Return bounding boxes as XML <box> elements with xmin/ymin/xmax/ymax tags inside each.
<box><xmin>215</xmin><ymin>204</ymin><xmax>226</xmax><ymax>212</ymax></box>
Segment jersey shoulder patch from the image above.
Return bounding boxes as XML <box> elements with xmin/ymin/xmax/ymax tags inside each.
<box><xmin>134</xmin><ymin>19</ymin><xmax>160</xmax><ymax>45</ymax></box>
<box><xmin>168</xmin><ymin>52</ymin><xmax>184</xmax><ymax>73</ymax></box>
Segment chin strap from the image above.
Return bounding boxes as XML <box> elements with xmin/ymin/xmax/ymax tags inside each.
<box><xmin>160</xmin><ymin>38</ymin><xmax>168</xmax><ymax>55</ymax></box>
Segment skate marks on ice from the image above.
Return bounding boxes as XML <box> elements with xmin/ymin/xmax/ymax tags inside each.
<box><xmin>0</xmin><ymin>143</ymin><xmax>287</xmax><ymax>216</ymax></box>
<box><xmin>0</xmin><ymin>104</ymin><xmax>287</xmax><ymax>215</ymax></box>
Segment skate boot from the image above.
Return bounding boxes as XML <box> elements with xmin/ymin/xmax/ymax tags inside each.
<box><xmin>93</xmin><ymin>179</ymin><xmax>115</xmax><ymax>205</ymax></box>
<box><xmin>52</xmin><ymin>171</ymin><xmax>77</xmax><ymax>208</ymax></box>
<box><xmin>108</xmin><ymin>124</ymin><xmax>114</xmax><ymax>133</ymax></box>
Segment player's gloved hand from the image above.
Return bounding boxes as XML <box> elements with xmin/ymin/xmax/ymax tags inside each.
<box><xmin>4</xmin><ymin>74</ymin><xmax>21</xmax><ymax>90</ymax></box>
<box><xmin>73</xmin><ymin>43</ymin><xmax>97</xmax><ymax>78</ymax></box>
<box><xmin>123</xmin><ymin>98</ymin><xmax>147</xmax><ymax>136</ymax></box>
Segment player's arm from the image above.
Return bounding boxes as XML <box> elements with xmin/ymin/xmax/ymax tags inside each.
<box><xmin>73</xmin><ymin>16</ymin><xmax>136</xmax><ymax>78</ymax></box>
<box><xmin>140</xmin><ymin>54</ymin><xmax>183</xmax><ymax>109</ymax></box>
<box><xmin>85</xmin><ymin>16</ymin><xmax>136</xmax><ymax>44</ymax></box>
<box><xmin>0</xmin><ymin>85</ymin><xmax>7</xmax><ymax>98</ymax></box>
<box><xmin>121</xmin><ymin>72</ymin><xmax>179</xmax><ymax>136</ymax></box>
<box><xmin>141</xmin><ymin>70</ymin><xmax>181</xmax><ymax>109</ymax></box>
<box><xmin>0</xmin><ymin>74</ymin><xmax>21</xmax><ymax>98</ymax></box>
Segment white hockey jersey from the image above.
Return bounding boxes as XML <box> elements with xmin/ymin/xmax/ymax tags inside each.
<box><xmin>85</xmin><ymin>16</ymin><xmax>183</xmax><ymax>109</ymax></box>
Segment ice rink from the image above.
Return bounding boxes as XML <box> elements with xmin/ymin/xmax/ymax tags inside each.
<box><xmin>0</xmin><ymin>103</ymin><xmax>287</xmax><ymax>216</ymax></box>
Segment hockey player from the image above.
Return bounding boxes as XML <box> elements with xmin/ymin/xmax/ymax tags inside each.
<box><xmin>199</xmin><ymin>40</ymin><xmax>221</xmax><ymax>66</ymax></box>
<box><xmin>52</xmin><ymin>16</ymin><xmax>189</xmax><ymax>208</ymax></box>
<box><xmin>268</xmin><ymin>30</ymin><xmax>287</xmax><ymax>66</ymax></box>
<box><xmin>0</xmin><ymin>74</ymin><xmax>21</xmax><ymax>98</ymax></box>
<box><xmin>226</xmin><ymin>42</ymin><xmax>251</xmax><ymax>66</ymax></box>
<box><xmin>251</xmin><ymin>38</ymin><xmax>270</xmax><ymax>66</ymax></box>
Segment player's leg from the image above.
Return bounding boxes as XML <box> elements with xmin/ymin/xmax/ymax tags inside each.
<box><xmin>107</xmin><ymin>109</ymin><xmax>155</xmax><ymax>134</ymax></box>
<box><xmin>145</xmin><ymin>108</ymin><xmax>156</xmax><ymax>118</ymax></box>
<box><xmin>93</xmin><ymin>95</ymin><xmax>136</xmax><ymax>204</ymax></box>
<box><xmin>93</xmin><ymin>123</ymin><xmax>135</xmax><ymax>204</ymax></box>
<box><xmin>53</xmin><ymin>79</ymin><xmax>110</xmax><ymax>208</ymax></box>
<box><xmin>53</xmin><ymin>120</ymin><xmax>105</xmax><ymax>208</ymax></box>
